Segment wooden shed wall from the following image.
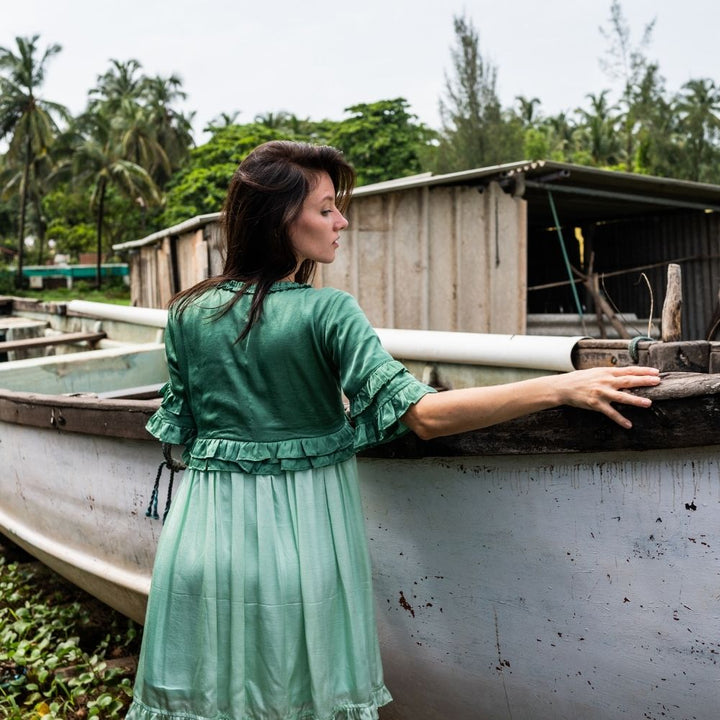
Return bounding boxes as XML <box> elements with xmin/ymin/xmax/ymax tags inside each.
<box><xmin>319</xmin><ymin>182</ymin><xmax>526</xmax><ymax>333</ymax></box>
<box><xmin>127</xmin><ymin>181</ymin><xmax>528</xmax><ymax>334</ymax></box>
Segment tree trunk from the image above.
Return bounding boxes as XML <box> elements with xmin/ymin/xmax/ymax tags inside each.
<box><xmin>34</xmin><ymin>191</ymin><xmax>47</xmax><ymax>265</ymax></box>
<box><xmin>95</xmin><ymin>179</ymin><xmax>106</xmax><ymax>290</ymax></box>
<box><xmin>15</xmin><ymin>137</ymin><xmax>31</xmax><ymax>290</ymax></box>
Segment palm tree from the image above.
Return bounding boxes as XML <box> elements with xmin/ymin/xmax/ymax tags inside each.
<box><xmin>205</xmin><ymin>111</ymin><xmax>241</xmax><ymax>133</ymax></box>
<box><xmin>515</xmin><ymin>96</ymin><xmax>542</xmax><ymax>127</ymax></box>
<box><xmin>60</xmin><ymin>112</ymin><xmax>161</xmax><ymax>288</ymax></box>
<box><xmin>88</xmin><ymin>58</ymin><xmax>146</xmax><ymax>117</ymax></box>
<box><xmin>675</xmin><ymin>78</ymin><xmax>720</xmax><ymax>182</ymax></box>
<box><xmin>0</xmin><ymin>149</ymin><xmax>54</xmax><ymax>264</ymax></box>
<box><xmin>575</xmin><ymin>91</ymin><xmax>622</xmax><ymax>167</ymax></box>
<box><xmin>142</xmin><ymin>74</ymin><xmax>194</xmax><ymax>186</ymax></box>
<box><xmin>0</xmin><ymin>35</ymin><xmax>68</xmax><ymax>287</ymax></box>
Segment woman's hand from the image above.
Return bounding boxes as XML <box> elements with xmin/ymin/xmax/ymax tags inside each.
<box><xmin>551</xmin><ymin>366</ymin><xmax>661</xmax><ymax>429</ymax></box>
<box><xmin>402</xmin><ymin>366</ymin><xmax>661</xmax><ymax>439</ymax></box>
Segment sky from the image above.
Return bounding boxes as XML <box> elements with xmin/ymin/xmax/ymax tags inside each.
<box><xmin>2</xmin><ymin>0</ymin><xmax>720</xmax><ymax>143</ymax></box>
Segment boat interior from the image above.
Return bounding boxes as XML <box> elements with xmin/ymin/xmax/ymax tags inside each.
<box><xmin>0</xmin><ymin>296</ymin><xmax>168</xmax><ymax>397</ymax></box>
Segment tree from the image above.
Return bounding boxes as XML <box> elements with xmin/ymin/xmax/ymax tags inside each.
<box><xmin>675</xmin><ymin>78</ymin><xmax>720</xmax><ymax>182</ymax></box>
<box><xmin>143</xmin><ymin>73</ymin><xmax>195</xmax><ymax>186</ymax></box>
<box><xmin>0</xmin><ymin>34</ymin><xmax>68</xmax><ymax>286</ymax></box>
<box><xmin>599</xmin><ymin>0</ymin><xmax>659</xmax><ymax>171</ymax></box>
<box><xmin>161</xmin><ymin>123</ymin><xmax>294</xmax><ymax>227</ymax></box>
<box><xmin>435</xmin><ymin>13</ymin><xmax>522</xmax><ymax>171</ymax></box>
<box><xmin>88</xmin><ymin>58</ymin><xmax>146</xmax><ymax>117</ymax></box>
<box><xmin>574</xmin><ymin>90</ymin><xmax>622</xmax><ymax>167</ymax></box>
<box><xmin>59</xmin><ymin>111</ymin><xmax>160</xmax><ymax>287</ymax></box>
<box><xmin>204</xmin><ymin>111</ymin><xmax>241</xmax><ymax>133</ymax></box>
<box><xmin>515</xmin><ymin>96</ymin><xmax>542</xmax><ymax>127</ymax></box>
<box><xmin>89</xmin><ymin>60</ymin><xmax>194</xmax><ymax>188</ymax></box>
<box><xmin>327</xmin><ymin>99</ymin><xmax>436</xmax><ymax>186</ymax></box>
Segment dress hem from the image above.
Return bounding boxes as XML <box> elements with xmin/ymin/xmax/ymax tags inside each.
<box><xmin>126</xmin><ymin>684</ymin><xmax>392</xmax><ymax>720</ymax></box>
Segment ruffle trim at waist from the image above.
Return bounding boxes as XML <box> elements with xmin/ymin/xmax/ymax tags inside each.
<box><xmin>184</xmin><ymin>423</ymin><xmax>357</xmax><ymax>474</ymax></box>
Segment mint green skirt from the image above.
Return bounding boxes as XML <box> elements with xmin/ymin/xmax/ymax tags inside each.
<box><xmin>126</xmin><ymin>458</ymin><xmax>392</xmax><ymax>720</ymax></box>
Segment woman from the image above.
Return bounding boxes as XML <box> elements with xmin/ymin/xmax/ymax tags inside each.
<box><xmin>127</xmin><ymin>141</ymin><xmax>659</xmax><ymax>720</ymax></box>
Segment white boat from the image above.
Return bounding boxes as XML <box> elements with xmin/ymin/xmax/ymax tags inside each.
<box><xmin>1</xmin><ymin>298</ymin><xmax>719</xmax><ymax>720</ymax></box>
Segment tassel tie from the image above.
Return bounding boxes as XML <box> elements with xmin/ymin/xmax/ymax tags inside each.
<box><xmin>146</xmin><ymin>443</ymin><xmax>186</xmax><ymax>523</ymax></box>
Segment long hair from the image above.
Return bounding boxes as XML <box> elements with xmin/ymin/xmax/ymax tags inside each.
<box><xmin>171</xmin><ymin>141</ymin><xmax>355</xmax><ymax>339</ymax></box>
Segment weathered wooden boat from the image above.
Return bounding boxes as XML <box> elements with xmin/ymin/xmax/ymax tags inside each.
<box><xmin>1</xmin><ymin>296</ymin><xmax>719</xmax><ymax>720</ymax></box>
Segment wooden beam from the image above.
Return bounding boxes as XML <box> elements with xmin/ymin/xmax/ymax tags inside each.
<box><xmin>0</xmin><ymin>331</ymin><xmax>106</xmax><ymax>353</ymax></box>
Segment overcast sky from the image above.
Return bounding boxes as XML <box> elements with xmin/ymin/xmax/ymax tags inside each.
<box><xmin>3</xmin><ymin>0</ymin><xmax>719</xmax><ymax>143</ymax></box>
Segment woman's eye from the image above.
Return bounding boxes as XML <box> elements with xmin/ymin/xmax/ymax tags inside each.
<box><xmin>321</xmin><ymin>209</ymin><xmax>332</xmax><ymax>216</ymax></box>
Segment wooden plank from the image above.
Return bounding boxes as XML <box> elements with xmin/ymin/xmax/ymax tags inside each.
<box><xmin>0</xmin><ymin>331</ymin><xmax>106</xmax><ymax>352</ymax></box>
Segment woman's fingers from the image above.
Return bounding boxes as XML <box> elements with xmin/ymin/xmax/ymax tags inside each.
<box><xmin>564</xmin><ymin>366</ymin><xmax>661</xmax><ymax>428</ymax></box>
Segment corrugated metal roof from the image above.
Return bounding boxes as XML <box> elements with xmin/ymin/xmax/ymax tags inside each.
<box><xmin>356</xmin><ymin>160</ymin><xmax>720</xmax><ymax>228</ymax></box>
<box><xmin>114</xmin><ymin>160</ymin><xmax>720</xmax><ymax>250</ymax></box>
<box><xmin>114</xmin><ymin>213</ymin><xmax>221</xmax><ymax>250</ymax></box>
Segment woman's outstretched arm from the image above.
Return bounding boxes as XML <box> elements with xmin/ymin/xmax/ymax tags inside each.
<box><xmin>401</xmin><ymin>366</ymin><xmax>661</xmax><ymax>440</ymax></box>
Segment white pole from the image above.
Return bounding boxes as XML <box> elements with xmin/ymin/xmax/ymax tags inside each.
<box><xmin>67</xmin><ymin>301</ymin><xmax>168</xmax><ymax>328</ymax></box>
<box><xmin>375</xmin><ymin>328</ymin><xmax>584</xmax><ymax>372</ymax></box>
<box><xmin>66</xmin><ymin>302</ymin><xmax>583</xmax><ymax>371</ymax></box>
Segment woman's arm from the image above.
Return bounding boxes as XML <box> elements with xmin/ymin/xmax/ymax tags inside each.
<box><xmin>401</xmin><ymin>366</ymin><xmax>661</xmax><ymax>440</ymax></box>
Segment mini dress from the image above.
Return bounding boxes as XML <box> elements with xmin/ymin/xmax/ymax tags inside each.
<box><xmin>126</xmin><ymin>281</ymin><xmax>434</xmax><ymax>720</ymax></box>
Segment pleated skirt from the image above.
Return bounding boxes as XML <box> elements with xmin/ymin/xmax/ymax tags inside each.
<box><xmin>126</xmin><ymin>457</ymin><xmax>392</xmax><ymax>720</ymax></box>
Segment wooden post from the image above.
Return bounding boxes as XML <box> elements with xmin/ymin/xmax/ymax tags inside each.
<box><xmin>661</xmin><ymin>263</ymin><xmax>682</xmax><ymax>342</ymax></box>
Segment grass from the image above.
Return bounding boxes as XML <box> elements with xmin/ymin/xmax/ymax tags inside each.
<box><xmin>7</xmin><ymin>284</ymin><xmax>131</xmax><ymax>306</ymax></box>
<box><xmin>0</xmin><ymin>542</ymin><xmax>141</xmax><ymax>719</ymax></box>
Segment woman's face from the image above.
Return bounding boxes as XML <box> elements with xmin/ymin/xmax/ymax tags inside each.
<box><xmin>289</xmin><ymin>172</ymin><xmax>349</xmax><ymax>267</ymax></box>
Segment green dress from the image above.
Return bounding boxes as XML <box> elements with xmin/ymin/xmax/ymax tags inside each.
<box><xmin>126</xmin><ymin>281</ymin><xmax>434</xmax><ymax>720</ymax></box>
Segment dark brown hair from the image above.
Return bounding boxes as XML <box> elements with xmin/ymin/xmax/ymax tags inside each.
<box><xmin>171</xmin><ymin>141</ymin><xmax>355</xmax><ymax>338</ymax></box>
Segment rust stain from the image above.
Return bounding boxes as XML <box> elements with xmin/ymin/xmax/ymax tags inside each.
<box><xmin>398</xmin><ymin>590</ymin><xmax>415</xmax><ymax>618</ymax></box>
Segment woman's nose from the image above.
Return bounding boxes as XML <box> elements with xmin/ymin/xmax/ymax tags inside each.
<box><xmin>336</xmin><ymin>212</ymin><xmax>349</xmax><ymax>230</ymax></box>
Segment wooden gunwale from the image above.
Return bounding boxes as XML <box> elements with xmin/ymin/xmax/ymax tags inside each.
<box><xmin>1</xmin><ymin>371</ymin><xmax>718</xmax><ymax>453</ymax></box>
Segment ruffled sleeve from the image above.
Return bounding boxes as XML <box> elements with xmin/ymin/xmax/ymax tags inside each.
<box><xmin>145</xmin><ymin>310</ymin><xmax>197</xmax><ymax>447</ymax></box>
<box><xmin>322</xmin><ymin>291</ymin><xmax>435</xmax><ymax>453</ymax></box>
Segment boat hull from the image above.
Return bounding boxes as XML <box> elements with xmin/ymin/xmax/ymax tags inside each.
<box><xmin>2</xmin><ymin>412</ymin><xmax>718</xmax><ymax>720</ymax></box>
<box><xmin>360</xmin><ymin>449</ymin><xmax>720</xmax><ymax>720</ymax></box>
<box><xmin>0</xmin><ymin>420</ymin><xmax>158</xmax><ymax>624</ymax></box>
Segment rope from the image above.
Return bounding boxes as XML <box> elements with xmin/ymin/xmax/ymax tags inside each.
<box><xmin>547</xmin><ymin>190</ymin><xmax>584</xmax><ymax>320</ymax></box>
<box><xmin>145</xmin><ymin>443</ymin><xmax>186</xmax><ymax>523</ymax></box>
<box><xmin>628</xmin><ymin>335</ymin><xmax>655</xmax><ymax>363</ymax></box>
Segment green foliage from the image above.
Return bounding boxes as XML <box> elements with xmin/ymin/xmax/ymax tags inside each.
<box><xmin>0</xmin><ymin>555</ymin><xmax>140</xmax><ymax>719</ymax></box>
<box><xmin>163</xmin><ymin>103</ymin><xmax>436</xmax><ymax>226</ymax></box>
<box><xmin>0</xmin><ymin>268</ymin><xmax>15</xmax><ymax>293</ymax></box>
<box><xmin>161</xmin><ymin>123</ymin><xmax>299</xmax><ymax>227</ymax></box>
<box><xmin>327</xmin><ymin>99</ymin><xmax>437</xmax><ymax>186</ymax></box>
<box><xmin>0</xmin><ymin>35</ymin><xmax>69</xmax><ymax>286</ymax></box>
<box><xmin>435</xmin><ymin>14</ymin><xmax>523</xmax><ymax>171</ymax></box>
